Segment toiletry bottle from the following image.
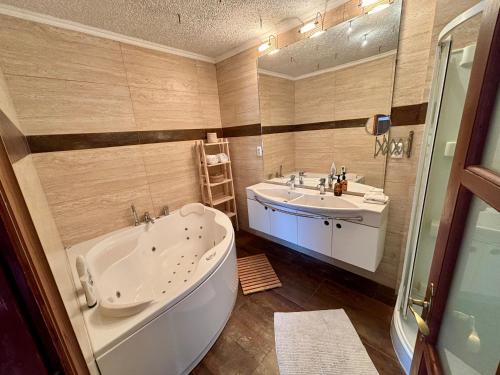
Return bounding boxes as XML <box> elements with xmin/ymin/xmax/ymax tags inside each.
<box><xmin>341</xmin><ymin>171</ymin><xmax>348</xmax><ymax>192</ymax></box>
<box><xmin>334</xmin><ymin>175</ymin><xmax>343</xmax><ymax>196</ymax></box>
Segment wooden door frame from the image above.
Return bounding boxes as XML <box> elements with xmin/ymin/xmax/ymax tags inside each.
<box><xmin>0</xmin><ymin>135</ymin><xmax>89</xmax><ymax>372</ymax></box>
<box><xmin>411</xmin><ymin>0</ymin><xmax>500</xmax><ymax>373</ymax></box>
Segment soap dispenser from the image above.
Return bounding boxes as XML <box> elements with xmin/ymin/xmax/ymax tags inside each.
<box><xmin>334</xmin><ymin>174</ymin><xmax>343</xmax><ymax>196</ymax></box>
<box><xmin>341</xmin><ymin>170</ymin><xmax>348</xmax><ymax>192</ymax></box>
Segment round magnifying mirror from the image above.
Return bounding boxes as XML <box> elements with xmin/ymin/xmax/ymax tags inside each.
<box><xmin>365</xmin><ymin>114</ymin><xmax>391</xmax><ymax>136</ymax></box>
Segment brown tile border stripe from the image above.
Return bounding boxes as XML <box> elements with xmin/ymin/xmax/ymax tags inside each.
<box><xmin>23</xmin><ymin>103</ymin><xmax>428</xmax><ymax>153</ymax></box>
<box><xmin>391</xmin><ymin>102</ymin><xmax>428</xmax><ymax>126</ymax></box>
<box><xmin>221</xmin><ymin>124</ymin><xmax>261</xmax><ymax>137</ymax></box>
<box><xmin>27</xmin><ymin>128</ymin><xmax>224</xmax><ymax>153</ymax></box>
<box><xmin>138</xmin><ymin>128</ymin><xmax>223</xmax><ymax>144</ymax></box>
<box><xmin>0</xmin><ymin>111</ymin><xmax>30</xmax><ymax>163</ymax></box>
<box><xmin>28</xmin><ymin>132</ymin><xmax>139</xmax><ymax>152</ymax></box>
<box><xmin>262</xmin><ymin>118</ymin><xmax>367</xmax><ymax>134</ymax></box>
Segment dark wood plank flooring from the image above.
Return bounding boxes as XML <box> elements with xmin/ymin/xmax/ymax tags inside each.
<box><xmin>192</xmin><ymin>231</ymin><xmax>404</xmax><ymax>375</ymax></box>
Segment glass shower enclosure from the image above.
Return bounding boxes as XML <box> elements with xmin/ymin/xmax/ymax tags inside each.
<box><xmin>390</xmin><ymin>2</ymin><xmax>485</xmax><ymax>373</ymax></box>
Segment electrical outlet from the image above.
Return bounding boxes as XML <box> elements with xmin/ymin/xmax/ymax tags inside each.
<box><xmin>256</xmin><ymin>145</ymin><xmax>263</xmax><ymax>157</ymax></box>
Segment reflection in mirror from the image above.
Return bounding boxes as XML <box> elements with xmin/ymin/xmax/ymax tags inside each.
<box><xmin>258</xmin><ymin>0</ymin><xmax>402</xmax><ymax>194</ymax></box>
<box><xmin>365</xmin><ymin>114</ymin><xmax>392</xmax><ymax>136</ymax></box>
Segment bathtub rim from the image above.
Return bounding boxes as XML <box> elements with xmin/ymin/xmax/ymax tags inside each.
<box><xmin>67</xmin><ymin>204</ymin><xmax>235</xmax><ymax>357</ymax></box>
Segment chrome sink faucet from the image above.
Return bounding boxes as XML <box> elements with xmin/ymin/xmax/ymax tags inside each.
<box><xmin>144</xmin><ymin>211</ymin><xmax>155</xmax><ymax>224</ymax></box>
<box><xmin>317</xmin><ymin>178</ymin><xmax>326</xmax><ymax>195</ymax></box>
<box><xmin>287</xmin><ymin>175</ymin><xmax>296</xmax><ymax>190</ymax></box>
<box><xmin>131</xmin><ymin>204</ymin><xmax>140</xmax><ymax>226</ymax></box>
<box><xmin>299</xmin><ymin>171</ymin><xmax>305</xmax><ymax>185</ymax></box>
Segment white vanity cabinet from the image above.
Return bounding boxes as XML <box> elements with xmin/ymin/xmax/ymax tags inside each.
<box><xmin>248</xmin><ymin>198</ymin><xmax>270</xmax><ymax>233</ymax></box>
<box><xmin>331</xmin><ymin>219</ymin><xmax>385</xmax><ymax>272</ymax></box>
<box><xmin>297</xmin><ymin>217</ymin><xmax>332</xmax><ymax>257</ymax></box>
<box><xmin>269</xmin><ymin>207</ymin><xmax>298</xmax><ymax>244</ymax></box>
<box><xmin>246</xmin><ymin>183</ymin><xmax>388</xmax><ymax>273</ymax></box>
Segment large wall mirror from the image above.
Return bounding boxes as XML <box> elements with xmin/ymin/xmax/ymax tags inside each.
<box><xmin>258</xmin><ymin>0</ymin><xmax>402</xmax><ymax>194</ymax></box>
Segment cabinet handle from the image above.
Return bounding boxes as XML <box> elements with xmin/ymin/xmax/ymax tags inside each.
<box><xmin>324</xmin><ymin>221</ymin><xmax>330</xmax><ymax>226</ymax></box>
<box><xmin>336</xmin><ymin>223</ymin><xmax>342</xmax><ymax>229</ymax></box>
<box><xmin>264</xmin><ymin>207</ymin><xmax>268</xmax><ymax>210</ymax></box>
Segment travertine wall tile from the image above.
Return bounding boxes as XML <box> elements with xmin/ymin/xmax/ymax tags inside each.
<box><xmin>262</xmin><ymin>133</ymin><xmax>295</xmax><ymax>178</ymax></box>
<box><xmin>32</xmin><ymin>146</ymin><xmax>154</xmax><ymax>246</ymax></box>
<box><xmin>139</xmin><ymin>141</ymin><xmax>201</xmax><ymax>216</ymax></box>
<box><xmin>392</xmin><ymin>0</ymin><xmax>436</xmax><ymax>106</ymax></box>
<box><xmin>334</xmin><ymin>55</ymin><xmax>395</xmax><ymax>121</ymax></box>
<box><xmin>216</xmin><ymin>48</ymin><xmax>260</xmax><ymax>127</ymax></box>
<box><xmin>6</xmin><ymin>75</ymin><xmax>137</xmax><ymax>135</ymax></box>
<box><xmin>258</xmin><ymin>74</ymin><xmax>295</xmax><ymax>127</ymax></box>
<box><xmin>0</xmin><ymin>67</ymin><xmax>19</xmax><ymax>127</ymax></box>
<box><xmin>294</xmin><ymin>72</ymin><xmax>335</xmax><ymax>124</ymax></box>
<box><xmin>228</xmin><ymin>136</ymin><xmax>264</xmax><ymax>230</ymax></box>
<box><xmin>0</xmin><ymin>14</ymin><xmax>128</xmax><ymax>86</ymax></box>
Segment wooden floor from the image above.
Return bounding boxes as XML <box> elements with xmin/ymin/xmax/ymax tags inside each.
<box><xmin>191</xmin><ymin>231</ymin><xmax>404</xmax><ymax>375</ymax></box>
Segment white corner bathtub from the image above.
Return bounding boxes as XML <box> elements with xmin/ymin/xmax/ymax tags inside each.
<box><xmin>68</xmin><ymin>203</ymin><xmax>238</xmax><ymax>375</ymax></box>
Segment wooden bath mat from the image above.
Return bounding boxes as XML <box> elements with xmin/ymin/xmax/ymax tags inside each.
<box><xmin>237</xmin><ymin>254</ymin><xmax>282</xmax><ymax>295</ymax></box>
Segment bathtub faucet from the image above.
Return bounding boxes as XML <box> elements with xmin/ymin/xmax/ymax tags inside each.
<box><xmin>144</xmin><ymin>211</ymin><xmax>155</xmax><ymax>224</ymax></box>
<box><xmin>131</xmin><ymin>204</ymin><xmax>140</xmax><ymax>226</ymax></box>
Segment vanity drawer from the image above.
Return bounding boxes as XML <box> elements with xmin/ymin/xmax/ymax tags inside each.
<box><xmin>332</xmin><ymin>220</ymin><xmax>385</xmax><ymax>272</ymax></box>
<box><xmin>297</xmin><ymin>217</ymin><xmax>333</xmax><ymax>257</ymax></box>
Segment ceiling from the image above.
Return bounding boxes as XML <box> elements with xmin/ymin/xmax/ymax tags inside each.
<box><xmin>0</xmin><ymin>0</ymin><xmax>351</xmax><ymax>60</ymax></box>
<box><xmin>258</xmin><ymin>0</ymin><xmax>401</xmax><ymax>78</ymax></box>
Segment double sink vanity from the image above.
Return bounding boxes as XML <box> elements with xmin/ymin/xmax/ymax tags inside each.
<box><xmin>246</xmin><ymin>183</ymin><xmax>389</xmax><ymax>272</ymax></box>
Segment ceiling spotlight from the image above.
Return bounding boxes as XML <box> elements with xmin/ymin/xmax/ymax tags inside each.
<box><xmin>362</xmin><ymin>33</ymin><xmax>368</xmax><ymax>47</ymax></box>
<box><xmin>258</xmin><ymin>34</ymin><xmax>279</xmax><ymax>54</ymax></box>
<box><xmin>367</xmin><ymin>3</ymin><xmax>390</xmax><ymax>14</ymax></box>
<box><xmin>359</xmin><ymin>0</ymin><xmax>379</xmax><ymax>6</ymax></box>
<box><xmin>310</xmin><ymin>30</ymin><xmax>326</xmax><ymax>38</ymax></box>
<box><xmin>299</xmin><ymin>21</ymin><xmax>317</xmax><ymax>34</ymax></box>
<box><xmin>258</xmin><ymin>41</ymin><xmax>270</xmax><ymax>52</ymax></box>
<box><xmin>347</xmin><ymin>20</ymin><xmax>353</xmax><ymax>34</ymax></box>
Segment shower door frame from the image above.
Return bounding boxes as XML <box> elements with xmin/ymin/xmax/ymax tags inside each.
<box><xmin>410</xmin><ymin>0</ymin><xmax>500</xmax><ymax>373</ymax></box>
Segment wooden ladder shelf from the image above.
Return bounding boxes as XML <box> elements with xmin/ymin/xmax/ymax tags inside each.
<box><xmin>195</xmin><ymin>138</ymin><xmax>239</xmax><ymax>231</ymax></box>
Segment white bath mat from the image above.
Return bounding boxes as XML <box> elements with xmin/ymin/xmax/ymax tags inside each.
<box><xmin>274</xmin><ymin>309</ymin><xmax>378</xmax><ymax>375</ymax></box>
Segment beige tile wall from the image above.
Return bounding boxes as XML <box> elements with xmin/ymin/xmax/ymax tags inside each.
<box><xmin>294</xmin><ymin>128</ymin><xmax>386</xmax><ymax>188</ymax></box>
<box><xmin>0</xmin><ymin>15</ymin><xmax>222</xmax><ymax>248</ymax></box>
<box><xmin>294</xmin><ymin>72</ymin><xmax>336</xmax><ymax>124</ymax></box>
<box><xmin>228</xmin><ymin>136</ymin><xmax>264</xmax><ymax>230</ymax></box>
<box><xmin>0</xmin><ymin>14</ymin><xmax>221</xmax><ymax>135</ymax></box>
<box><xmin>258</xmin><ymin>74</ymin><xmax>294</xmax><ymax>127</ymax></box>
<box><xmin>262</xmin><ymin>133</ymin><xmax>296</xmax><ymax>179</ymax></box>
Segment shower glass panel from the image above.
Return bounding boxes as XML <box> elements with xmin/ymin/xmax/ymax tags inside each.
<box><xmin>436</xmin><ymin>195</ymin><xmax>500</xmax><ymax>375</ymax></box>
<box><xmin>392</xmin><ymin>7</ymin><xmax>484</xmax><ymax>369</ymax></box>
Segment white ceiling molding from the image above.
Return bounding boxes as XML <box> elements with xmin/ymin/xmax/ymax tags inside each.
<box><xmin>258</xmin><ymin>49</ymin><xmax>397</xmax><ymax>81</ymax></box>
<box><xmin>0</xmin><ymin>3</ymin><xmax>216</xmax><ymax>63</ymax></box>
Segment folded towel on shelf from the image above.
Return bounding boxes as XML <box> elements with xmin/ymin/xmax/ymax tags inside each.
<box><xmin>206</xmin><ymin>154</ymin><xmax>219</xmax><ymax>165</ymax></box>
<box><xmin>363</xmin><ymin>192</ymin><xmax>389</xmax><ymax>205</ymax></box>
<box><xmin>217</xmin><ymin>153</ymin><xmax>229</xmax><ymax>163</ymax></box>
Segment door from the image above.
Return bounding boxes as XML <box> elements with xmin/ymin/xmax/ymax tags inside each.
<box><xmin>410</xmin><ymin>1</ymin><xmax>500</xmax><ymax>374</ymax></box>
<box><xmin>269</xmin><ymin>207</ymin><xmax>298</xmax><ymax>244</ymax></box>
<box><xmin>297</xmin><ymin>216</ymin><xmax>332</xmax><ymax>256</ymax></box>
<box><xmin>0</xmin><ymin>261</ymin><xmax>48</xmax><ymax>374</ymax></box>
<box><xmin>248</xmin><ymin>198</ymin><xmax>271</xmax><ymax>233</ymax></box>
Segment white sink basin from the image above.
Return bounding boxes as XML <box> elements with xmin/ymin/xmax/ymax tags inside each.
<box><xmin>254</xmin><ymin>188</ymin><xmax>303</xmax><ymax>203</ymax></box>
<box><xmin>290</xmin><ymin>194</ymin><xmax>359</xmax><ymax>212</ymax></box>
